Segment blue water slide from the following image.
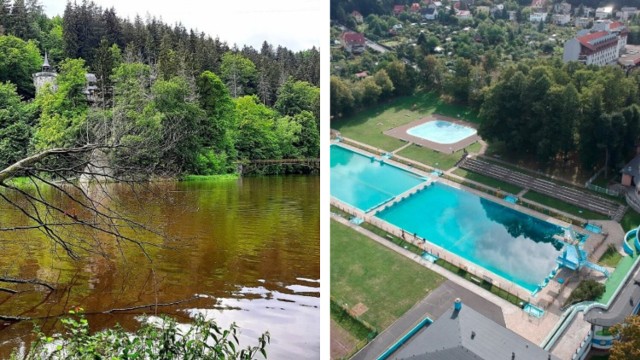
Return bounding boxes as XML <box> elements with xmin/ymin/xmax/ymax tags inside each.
<box><xmin>624</xmin><ymin>228</ymin><xmax>637</xmax><ymax>256</ymax></box>
<box><xmin>635</xmin><ymin>227</ymin><xmax>640</xmax><ymax>253</ymax></box>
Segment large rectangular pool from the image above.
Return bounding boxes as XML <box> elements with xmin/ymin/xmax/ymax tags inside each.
<box><xmin>330</xmin><ymin>145</ymin><xmax>425</xmax><ymax>212</ymax></box>
<box><xmin>377</xmin><ymin>183</ymin><xmax>563</xmax><ymax>292</ymax></box>
<box><xmin>331</xmin><ymin>145</ymin><xmax>564</xmax><ymax>292</ymax></box>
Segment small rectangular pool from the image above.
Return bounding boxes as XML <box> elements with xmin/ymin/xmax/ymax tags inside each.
<box><xmin>407</xmin><ymin>120</ymin><xmax>477</xmax><ymax>144</ymax></box>
<box><xmin>377</xmin><ymin>183</ymin><xmax>564</xmax><ymax>292</ymax></box>
<box><xmin>330</xmin><ymin>145</ymin><xmax>425</xmax><ymax>212</ymax></box>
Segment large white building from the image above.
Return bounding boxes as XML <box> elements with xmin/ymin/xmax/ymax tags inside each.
<box><xmin>563</xmin><ymin>20</ymin><xmax>628</xmax><ymax>66</ymax></box>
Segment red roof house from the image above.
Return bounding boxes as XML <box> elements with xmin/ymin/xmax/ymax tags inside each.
<box><xmin>341</xmin><ymin>32</ymin><xmax>366</xmax><ymax>54</ymax></box>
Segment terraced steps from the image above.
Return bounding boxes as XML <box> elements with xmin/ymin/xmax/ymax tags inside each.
<box><xmin>459</xmin><ymin>157</ymin><xmax>622</xmax><ymax>218</ymax></box>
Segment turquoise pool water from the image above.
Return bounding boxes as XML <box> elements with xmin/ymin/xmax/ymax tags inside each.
<box><xmin>407</xmin><ymin>120</ymin><xmax>477</xmax><ymax>144</ymax></box>
<box><xmin>330</xmin><ymin>145</ymin><xmax>424</xmax><ymax>212</ymax></box>
<box><xmin>377</xmin><ymin>183</ymin><xmax>564</xmax><ymax>292</ymax></box>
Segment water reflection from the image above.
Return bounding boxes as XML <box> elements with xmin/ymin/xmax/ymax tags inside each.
<box><xmin>378</xmin><ymin>182</ymin><xmax>563</xmax><ymax>291</ymax></box>
<box><xmin>0</xmin><ymin>176</ymin><xmax>319</xmax><ymax>358</ymax></box>
<box><xmin>330</xmin><ymin>145</ymin><xmax>423</xmax><ymax>211</ymax></box>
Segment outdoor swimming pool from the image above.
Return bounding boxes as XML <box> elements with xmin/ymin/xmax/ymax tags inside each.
<box><xmin>331</xmin><ymin>145</ymin><xmax>565</xmax><ymax>293</ymax></box>
<box><xmin>377</xmin><ymin>183</ymin><xmax>564</xmax><ymax>292</ymax></box>
<box><xmin>330</xmin><ymin>145</ymin><xmax>424</xmax><ymax>212</ymax></box>
<box><xmin>407</xmin><ymin>120</ymin><xmax>477</xmax><ymax>144</ymax></box>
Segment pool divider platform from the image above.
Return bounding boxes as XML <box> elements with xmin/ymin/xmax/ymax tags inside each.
<box><xmin>366</xmin><ymin>179</ymin><xmax>434</xmax><ymax>217</ymax></box>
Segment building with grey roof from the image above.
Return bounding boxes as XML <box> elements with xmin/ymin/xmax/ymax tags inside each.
<box><xmin>390</xmin><ymin>303</ymin><xmax>559</xmax><ymax>360</ymax></box>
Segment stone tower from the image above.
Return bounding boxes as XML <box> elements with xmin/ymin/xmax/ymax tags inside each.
<box><xmin>32</xmin><ymin>52</ymin><xmax>57</xmax><ymax>93</ymax></box>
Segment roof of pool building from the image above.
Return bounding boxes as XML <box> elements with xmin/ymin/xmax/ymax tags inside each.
<box><xmin>389</xmin><ymin>303</ymin><xmax>560</xmax><ymax>360</ymax></box>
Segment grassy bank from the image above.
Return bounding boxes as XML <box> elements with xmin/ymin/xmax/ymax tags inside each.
<box><xmin>331</xmin><ymin>220</ymin><xmax>445</xmax><ymax>331</ymax></box>
<box><xmin>332</xmin><ymin>92</ymin><xmax>479</xmax><ymax>151</ymax></box>
<box><xmin>397</xmin><ymin>142</ymin><xmax>481</xmax><ymax>171</ymax></box>
<box><xmin>452</xmin><ymin>168</ymin><xmax>523</xmax><ymax>194</ymax></box>
<box><xmin>523</xmin><ymin>191</ymin><xmax>608</xmax><ymax>220</ymax></box>
<box><xmin>180</xmin><ymin>174</ymin><xmax>239</xmax><ymax>181</ymax></box>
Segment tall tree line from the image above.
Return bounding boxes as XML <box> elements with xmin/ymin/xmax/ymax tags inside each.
<box><xmin>0</xmin><ymin>0</ymin><xmax>319</xmax><ymax>105</ymax></box>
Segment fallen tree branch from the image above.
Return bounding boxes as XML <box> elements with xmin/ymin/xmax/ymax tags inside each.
<box><xmin>0</xmin><ymin>144</ymin><xmax>105</xmax><ymax>183</ymax></box>
<box><xmin>100</xmin><ymin>296</ymin><xmax>198</xmax><ymax>314</ymax></box>
<box><xmin>0</xmin><ymin>296</ymin><xmax>200</xmax><ymax>323</ymax></box>
<box><xmin>0</xmin><ymin>277</ymin><xmax>56</xmax><ymax>291</ymax></box>
<box><xmin>0</xmin><ymin>315</ymin><xmax>30</xmax><ymax>322</ymax></box>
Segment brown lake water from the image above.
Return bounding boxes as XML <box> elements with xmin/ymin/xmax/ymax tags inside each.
<box><xmin>0</xmin><ymin>176</ymin><xmax>320</xmax><ymax>358</ymax></box>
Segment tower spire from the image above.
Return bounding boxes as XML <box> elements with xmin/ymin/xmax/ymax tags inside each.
<box><xmin>42</xmin><ymin>51</ymin><xmax>51</xmax><ymax>71</ymax></box>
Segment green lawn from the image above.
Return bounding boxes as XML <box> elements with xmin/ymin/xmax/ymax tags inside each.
<box><xmin>621</xmin><ymin>208</ymin><xmax>640</xmax><ymax>232</ymax></box>
<box><xmin>522</xmin><ymin>191</ymin><xmax>609</xmax><ymax>220</ymax></box>
<box><xmin>331</xmin><ymin>220</ymin><xmax>445</xmax><ymax>331</ymax></box>
<box><xmin>397</xmin><ymin>142</ymin><xmax>481</xmax><ymax>171</ymax></box>
<box><xmin>332</xmin><ymin>92</ymin><xmax>479</xmax><ymax>151</ymax></box>
<box><xmin>452</xmin><ymin>168</ymin><xmax>523</xmax><ymax>195</ymax></box>
<box><xmin>598</xmin><ymin>245</ymin><xmax>623</xmax><ymax>268</ymax></box>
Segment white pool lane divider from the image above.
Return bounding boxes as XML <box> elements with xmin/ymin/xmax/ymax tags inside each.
<box><xmin>365</xmin><ymin>177</ymin><xmax>434</xmax><ymax>217</ymax></box>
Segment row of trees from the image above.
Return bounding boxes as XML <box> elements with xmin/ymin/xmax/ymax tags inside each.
<box><xmin>479</xmin><ymin>61</ymin><xmax>640</xmax><ymax>170</ymax></box>
<box><xmin>331</xmin><ymin>53</ymin><xmax>490</xmax><ymax>117</ymax></box>
<box><xmin>0</xmin><ymin>0</ymin><xmax>319</xmax><ymax>104</ymax></box>
<box><xmin>1</xmin><ymin>53</ymin><xmax>319</xmax><ymax>175</ymax></box>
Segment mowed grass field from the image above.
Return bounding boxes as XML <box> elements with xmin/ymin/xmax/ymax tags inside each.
<box><xmin>331</xmin><ymin>92</ymin><xmax>479</xmax><ymax>151</ymax></box>
<box><xmin>398</xmin><ymin>142</ymin><xmax>482</xmax><ymax>170</ymax></box>
<box><xmin>331</xmin><ymin>220</ymin><xmax>445</xmax><ymax>331</ymax></box>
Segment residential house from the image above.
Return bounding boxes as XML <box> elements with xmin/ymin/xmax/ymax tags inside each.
<box><xmin>575</xmin><ymin>17</ymin><xmax>591</xmax><ymax>28</ymax></box>
<box><xmin>508</xmin><ymin>10</ymin><xmax>517</xmax><ymax>21</ymax></box>
<box><xmin>531</xmin><ymin>0</ymin><xmax>546</xmax><ymax>11</ymax></box>
<box><xmin>475</xmin><ymin>6</ymin><xmax>490</xmax><ymax>15</ymax></box>
<box><xmin>552</xmin><ymin>13</ymin><xmax>571</xmax><ymax>25</ymax></box>
<box><xmin>423</xmin><ymin>7</ymin><xmax>438</xmax><ymax>20</ymax></box>
<box><xmin>529</xmin><ymin>12</ymin><xmax>548</xmax><ymax>22</ymax></box>
<box><xmin>354</xmin><ymin>71</ymin><xmax>369</xmax><ymax>79</ymax></box>
<box><xmin>351</xmin><ymin>10</ymin><xmax>363</xmax><ymax>23</ymax></box>
<box><xmin>490</xmin><ymin>4</ymin><xmax>504</xmax><ymax>17</ymax></box>
<box><xmin>393</xmin><ymin>4</ymin><xmax>405</xmax><ymax>14</ymax></box>
<box><xmin>617</xmin><ymin>7</ymin><xmax>638</xmax><ymax>20</ymax></box>
<box><xmin>554</xmin><ymin>2</ymin><xmax>571</xmax><ymax>14</ymax></box>
<box><xmin>575</xmin><ymin>6</ymin><xmax>594</xmax><ymax>17</ymax></box>
<box><xmin>456</xmin><ymin>10</ymin><xmax>473</xmax><ymax>20</ymax></box>
<box><xmin>596</xmin><ymin>6</ymin><xmax>613</xmax><ymax>19</ymax></box>
<box><xmin>410</xmin><ymin>2</ymin><xmax>421</xmax><ymax>12</ymax></box>
<box><xmin>341</xmin><ymin>32</ymin><xmax>366</xmax><ymax>54</ymax></box>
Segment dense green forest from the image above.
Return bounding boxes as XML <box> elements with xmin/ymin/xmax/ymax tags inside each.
<box><xmin>0</xmin><ymin>0</ymin><xmax>320</xmax><ymax>176</ymax></box>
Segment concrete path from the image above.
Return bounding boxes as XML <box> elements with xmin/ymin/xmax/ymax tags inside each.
<box><xmin>550</xmin><ymin>311</ymin><xmax>591</xmax><ymax>359</ymax></box>
<box><xmin>585</xmin><ymin>257</ymin><xmax>640</xmax><ymax>326</ymax></box>
<box><xmin>391</xmin><ymin>142</ymin><xmax>413</xmax><ymax>154</ymax></box>
<box><xmin>351</xmin><ymin>280</ymin><xmax>505</xmax><ymax>360</ymax></box>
